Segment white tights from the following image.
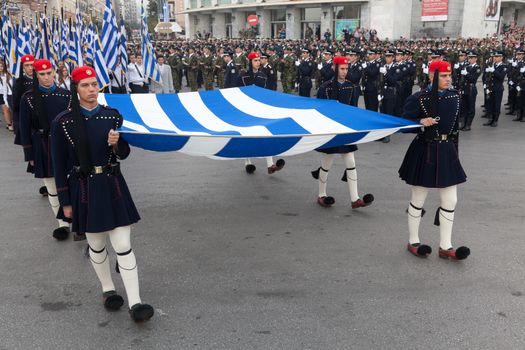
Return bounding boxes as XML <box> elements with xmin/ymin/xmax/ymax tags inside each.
<box><xmin>318</xmin><ymin>153</ymin><xmax>359</xmax><ymax>202</ymax></box>
<box><xmin>86</xmin><ymin>226</ymin><xmax>142</xmax><ymax>308</ymax></box>
<box><xmin>43</xmin><ymin>178</ymin><xmax>69</xmax><ymax>228</ymax></box>
<box><xmin>408</xmin><ymin>185</ymin><xmax>457</xmax><ymax>249</ymax></box>
<box><xmin>244</xmin><ymin>157</ymin><xmax>275</xmax><ymax>168</ymax></box>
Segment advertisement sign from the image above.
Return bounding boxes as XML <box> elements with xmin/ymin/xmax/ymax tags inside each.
<box><xmin>335</xmin><ymin>19</ymin><xmax>359</xmax><ymax>41</ymax></box>
<box><xmin>484</xmin><ymin>0</ymin><xmax>501</xmax><ymax>21</ymax></box>
<box><xmin>421</xmin><ymin>0</ymin><xmax>448</xmax><ymax>22</ymax></box>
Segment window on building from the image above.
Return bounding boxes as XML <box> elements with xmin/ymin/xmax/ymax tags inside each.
<box><xmin>271</xmin><ymin>9</ymin><xmax>286</xmax><ymax>22</ymax></box>
<box><xmin>219</xmin><ymin>0</ymin><xmax>231</xmax><ymax>4</ymax></box>
<box><xmin>301</xmin><ymin>7</ymin><xmax>321</xmax><ymax>21</ymax></box>
<box><xmin>190</xmin><ymin>0</ymin><xmax>198</xmax><ymax>8</ymax></box>
<box><xmin>333</xmin><ymin>5</ymin><xmax>360</xmax><ymax>20</ymax></box>
<box><xmin>201</xmin><ymin>0</ymin><xmax>211</xmax><ymax>7</ymax></box>
<box><xmin>301</xmin><ymin>7</ymin><xmax>321</xmax><ymax>40</ymax></box>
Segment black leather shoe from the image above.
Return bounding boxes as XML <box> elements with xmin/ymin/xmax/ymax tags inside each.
<box><xmin>129</xmin><ymin>303</ymin><xmax>154</xmax><ymax>322</ymax></box>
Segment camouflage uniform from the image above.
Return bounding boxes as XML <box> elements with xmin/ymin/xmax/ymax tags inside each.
<box><xmin>280</xmin><ymin>53</ymin><xmax>296</xmax><ymax>93</ymax></box>
<box><xmin>167</xmin><ymin>53</ymin><xmax>182</xmax><ymax>92</ymax></box>
<box><xmin>214</xmin><ymin>55</ymin><xmax>226</xmax><ymax>89</ymax></box>
<box><xmin>200</xmin><ymin>54</ymin><xmax>215</xmax><ymax>91</ymax></box>
<box><xmin>186</xmin><ymin>53</ymin><xmax>199</xmax><ymax>92</ymax></box>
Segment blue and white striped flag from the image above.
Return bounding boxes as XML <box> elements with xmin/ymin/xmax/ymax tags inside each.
<box><xmin>83</xmin><ymin>22</ymin><xmax>95</xmax><ymax>66</ymax></box>
<box><xmin>60</xmin><ymin>19</ymin><xmax>69</xmax><ymax>62</ymax></box>
<box><xmin>93</xmin><ymin>26</ymin><xmax>111</xmax><ymax>89</ymax></box>
<box><xmin>163</xmin><ymin>0</ymin><xmax>170</xmax><ymax>22</ymax></box>
<box><xmin>68</xmin><ymin>19</ymin><xmax>83</xmax><ymax>68</ymax></box>
<box><xmin>141</xmin><ymin>2</ymin><xmax>161</xmax><ymax>83</ymax></box>
<box><xmin>98</xmin><ymin>87</ymin><xmax>419</xmax><ymax>157</ymax></box>
<box><xmin>16</xmin><ymin>18</ymin><xmax>31</xmax><ymax>57</ymax></box>
<box><xmin>2</xmin><ymin>14</ymin><xmax>18</xmax><ymax>75</ymax></box>
<box><xmin>101</xmin><ymin>0</ymin><xmax>119</xmax><ymax>71</ymax></box>
<box><xmin>118</xmin><ymin>19</ymin><xmax>128</xmax><ymax>74</ymax></box>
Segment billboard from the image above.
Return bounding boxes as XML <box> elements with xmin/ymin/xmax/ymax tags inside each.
<box><xmin>421</xmin><ymin>0</ymin><xmax>448</xmax><ymax>22</ymax></box>
<box><xmin>335</xmin><ymin>19</ymin><xmax>359</xmax><ymax>41</ymax></box>
<box><xmin>484</xmin><ymin>0</ymin><xmax>501</xmax><ymax>21</ymax></box>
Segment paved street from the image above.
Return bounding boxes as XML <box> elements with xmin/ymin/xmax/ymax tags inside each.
<box><xmin>0</xmin><ymin>90</ymin><xmax>524</xmax><ymax>350</ymax></box>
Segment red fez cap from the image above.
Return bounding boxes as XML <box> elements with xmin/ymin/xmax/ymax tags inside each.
<box><xmin>33</xmin><ymin>59</ymin><xmax>53</xmax><ymax>72</ymax></box>
<box><xmin>71</xmin><ymin>66</ymin><xmax>97</xmax><ymax>83</ymax></box>
<box><xmin>247</xmin><ymin>52</ymin><xmax>260</xmax><ymax>60</ymax></box>
<box><xmin>429</xmin><ymin>60</ymin><xmax>451</xmax><ymax>74</ymax></box>
<box><xmin>20</xmin><ymin>54</ymin><xmax>35</xmax><ymax>63</ymax></box>
<box><xmin>333</xmin><ymin>56</ymin><xmax>348</xmax><ymax>65</ymax></box>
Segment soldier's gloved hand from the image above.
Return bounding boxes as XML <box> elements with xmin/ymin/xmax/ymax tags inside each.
<box><xmin>454</xmin><ymin>63</ymin><xmax>460</xmax><ymax>69</ymax></box>
<box><xmin>461</xmin><ymin>69</ymin><xmax>467</xmax><ymax>75</ymax></box>
<box><xmin>423</xmin><ymin>67</ymin><xmax>429</xmax><ymax>74</ymax></box>
<box><xmin>295</xmin><ymin>60</ymin><xmax>300</xmax><ymax>66</ymax></box>
<box><xmin>361</xmin><ymin>62</ymin><xmax>367</xmax><ymax>69</ymax></box>
<box><xmin>377</xmin><ymin>94</ymin><xmax>383</xmax><ymax>101</ymax></box>
<box><xmin>509</xmin><ymin>81</ymin><xmax>514</xmax><ymax>85</ymax></box>
<box><xmin>379</xmin><ymin>66</ymin><xmax>387</xmax><ymax>74</ymax></box>
<box><xmin>517</xmin><ymin>86</ymin><xmax>522</xmax><ymax>92</ymax></box>
<box><xmin>483</xmin><ymin>84</ymin><xmax>487</xmax><ymax>89</ymax></box>
<box><xmin>521</xmin><ymin>67</ymin><xmax>525</xmax><ymax>73</ymax></box>
<box><xmin>420</xmin><ymin>117</ymin><xmax>438</xmax><ymax>127</ymax></box>
<box><xmin>317</xmin><ymin>63</ymin><xmax>323</xmax><ymax>70</ymax></box>
<box><xmin>294</xmin><ymin>82</ymin><xmax>299</xmax><ymax>88</ymax></box>
<box><xmin>513</xmin><ymin>61</ymin><xmax>518</xmax><ymax>67</ymax></box>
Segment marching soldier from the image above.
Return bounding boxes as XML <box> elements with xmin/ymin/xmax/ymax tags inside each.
<box><xmin>394</xmin><ymin>49</ymin><xmax>408</xmax><ymax>116</ymax></box>
<box><xmin>362</xmin><ymin>49</ymin><xmax>381</xmax><ymax>112</ymax></box>
<box><xmin>312</xmin><ymin>55</ymin><xmax>374</xmax><ymax>209</ymax></box>
<box><xmin>13</xmin><ymin>54</ymin><xmax>35</xmax><ymax>146</ymax></box>
<box><xmin>484</xmin><ymin>50</ymin><xmax>507</xmax><ymax>127</ymax></box>
<box><xmin>19</xmin><ymin>59</ymin><xmax>73</xmax><ymax>241</ymax></box>
<box><xmin>453</xmin><ymin>50</ymin><xmax>468</xmax><ymax>128</ymax></box>
<box><xmin>400</xmin><ymin>60</ymin><xmax>470</xmax><ymax>261</ymax></box>
<box><xmin>505</xmin><ymin>48</ymin><xmax>524</xmax><ymax>116</ymax></box>
<box><xmin>514</xmin><ymin>57</ymin><xmax>525</xmax><ymax>122</ymax></box>
<box><xmin>345</xmin><ymin>48</ymin><xmax>363</xmax><ymax>107</ymax></box>
<box><xmin>296</xmin><ymin>49</ymin><xmax>314</xmax><ymax>97</ymax></box>
<box><xmin>51</xmin><ymin>66</ymin><xmax>154</xmax><ymax>322</ymax></box>
<box><xmin>460</xmin><ymin>50</ymin><xmax>482</xmax><ymax>131</ymax></box>
<box><xmin>200</xmin><ymin>46</ymin><xmax>215</xmax><ymax>91</ymax></box>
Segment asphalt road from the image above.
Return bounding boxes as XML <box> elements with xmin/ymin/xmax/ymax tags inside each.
<box><xmin>0</xmin><ymin>86</ymin><xmax>524</xmax><ymax>350</ymax></box>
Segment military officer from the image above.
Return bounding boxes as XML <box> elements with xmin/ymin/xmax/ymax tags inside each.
<box><xmin>460</xmin><ymin>50</ymin><xmax>482</xmax><ymax>131</ymax></box>
<box><xmin>362</xmin><ymin>49</ymin><xmax>381</xmax><ymax>112</ymax></box>
<box><xmin>345</xmin><ymin>48</ymin><xmax>363</xmax><ymax>106</ymax></box>
<box><xmin>483</xmin><ymin>50</ymin><xmax>507</xmax><ymax>127</ymax></box>
<box><xmin>296</xmin><ymin>48</ymin><xmax>315</xmax><ymax>97</ymax></box>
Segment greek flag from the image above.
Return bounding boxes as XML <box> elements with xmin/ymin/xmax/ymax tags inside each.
<box><xmin>141</xmin><ymin>2</ymin><xmax>161</xmax><ymax>83</ymax></box>
<box><xmin>101</xmin><ymin>0</ymin><xmax>118</xmax><ymax>71</ymax></box>
<box><xmin>2</xmin><ymin>15</ymin><xmax>18</xmax><ymax>75</ymax></box>
<box><xmin>83</xmin><ymin>23</ymin><xmax>95</xmax><ymax>66</ymax></box>
<box><xmin>93</xmin><ymin>27</ymin><xmax>111</xmax><ymax>89</ymax></box>
<box><xmin>119</xmin><ymin>19</ymin><xmax>128</xmax><ymax>73</ymax></box>
<box><xmin>68</xmin><ymin>19</ymin><xmax>83</xmax><ymax>68</ymax></box>
<box><xmin>60</xmin><ymin>19</ymin><xmax>69</xmax><ymax>62</ymax></box>
<box><xmin>98</xmin><ymin>87</ymin><xmax>419</xmax><ymax>158</ymax></box>
<box><xmin>16</xmin><ymin>18</ymin><xmax>31</xmax><ymax>57</ymax></box>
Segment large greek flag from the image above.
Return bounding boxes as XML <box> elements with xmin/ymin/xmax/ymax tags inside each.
<box><xmin>99</xmin><ymin>87</ymin><xmax>419</xmax><ymax>158</ymax></box>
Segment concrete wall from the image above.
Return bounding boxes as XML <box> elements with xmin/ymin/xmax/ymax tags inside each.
<box><xmin>369</xmin><ymin>0</ymin><xmax>412</xmax><ymax>40</ymax></box>
<box><xmin>212</xmin><ymin>12</ymin><xmax>227</xmax><ymax>38</ymax></box>
<box><xmin>460</xmin><ymin>0</ymin><xmax>498</xmax><ymax>38</ymax></box>
<box><xmin>286</xmin><ymin>6</ymin><xmax>301</xmax><ymax>39</ymax></box>
<box><xmin>410</xmin><ymin>0</ymin><xmax>465</xmax><ymax>38</ymax></box>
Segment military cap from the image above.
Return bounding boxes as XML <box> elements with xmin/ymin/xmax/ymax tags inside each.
<box><xmin>466</xmin><ymin>50</ymin><xmax>478</xmax><ymax>57</ymax></box>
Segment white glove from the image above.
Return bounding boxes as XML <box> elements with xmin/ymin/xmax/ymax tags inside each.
<box><xmin>377</xmin><ymin>94</ymin><xmax>383</xmax><ymax>102</ymax></box>
<box><xmin>317</xmin><ymin>63</ymin><xmax>323</xmax><ymax>70</ymax></box>
<box><xmin>295</xmin><ymin>60</ymin><xmax>300</xmax><ymax>67</ymax></box>
<box><xmin>423</xmin><ymin>67</ymin><xmax>429</xmax><ymax>74</ymax></box>
<box><xmin>379</xmin><ymin>66</ymin><xmax>387</xmax><ymax>74</ymax></box>
<box><xmin>483</xmin><ymin>84</ymin><xmax>486</xmax><ymax>89</ymax></box>
<box><xmin>361</xmin><ymin>62</ymin><xmax>367</xmax><ymax>69</ymax></box>
<box><xmin>509</xmin><ymin>81</ymin><xmax>514</xmax><ymax>86</ymax></box>
<box><xmin>512</xmin><ymin>61</ymin><xmax>518</xmax><ymax>67</ymax></box>
<box><xmin>517</xmin><ymin>86</ymin><xmax>522</xmax><ymax>92</ymax></box>
<box><xmin>488</xmin><ymin>66</ymin><xmax>495</xmax><ymax>72</ymax></box>
<box><xmin>454</xmin><ymin>63</ymin><xmax>460</xmax><ymax>69</ymax></box>
<box><xmin>521</xmin><ymin>67</ymin><xmax>525</xmax><ymax>73</ymax></box>
<box><xmin>461</xmin><ymin>69</ymin><xmax>467</xmax><ymax>76</ymax></box>
<box><xmin>294</xmin><ymin>82</ymin><xmax>299</xmax><ymax>88</ymax></box>
<box><xmin>486</xmin><ymin>89</ymin><xmax>490</xmax><ymax>94</ymax></box>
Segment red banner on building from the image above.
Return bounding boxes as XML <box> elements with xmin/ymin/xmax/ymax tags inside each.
<box><xmin>421</xmin><ymin>0</ymin><xmax>448</xmax><ymax>22</ymax></box>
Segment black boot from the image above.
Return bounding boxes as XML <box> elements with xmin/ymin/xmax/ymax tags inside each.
<box><xmin>491</xmin><ymin>114</ymin><xmax>499</xmax><ymax>127</ymax></box>
<box><xmin>513</xmin><ymin>111</ymin><xmax>523</xmax><ymax>121</ymax></box>
<box><xmin>483</xmin><ymin>116</ymin><xmax>493</xmax><ymax>126</ymax></box>
<box><xmin>463</xmin><ymin>117</ymin><xmax>472</xmax><ymax>131</ymax></box>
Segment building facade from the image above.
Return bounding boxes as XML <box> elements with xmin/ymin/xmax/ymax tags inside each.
<box><xmin>182</xmin><ymin>0</ymin><xmax>525</xmax><ymax>39</ymax></box>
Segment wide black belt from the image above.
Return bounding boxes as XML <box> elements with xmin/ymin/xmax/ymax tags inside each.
<box><xmin>74</xmin><ymin>163</ymin><xmax>121</xmax><ymax>176</ymax></box>
<box><xmin>418</xmin><ymin>133</ymin><xmax>458</xmax><ymax>142</ymax></box>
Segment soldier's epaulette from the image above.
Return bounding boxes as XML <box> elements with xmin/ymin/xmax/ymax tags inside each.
<box><xmin>100</xmin><ymin>105</ymin><xmax>124</xmax><ymax>126</ymax></box>
<box><xmin>55</xmin><ymin>109</ymin><xmax>74</xmax><ymax>124</ymax></box>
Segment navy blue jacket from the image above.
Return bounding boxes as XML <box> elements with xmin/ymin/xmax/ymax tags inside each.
<box><xmin>224</xmin><ymin>61</ymin><xmax>240</xmax><ymax>88</ymax></box>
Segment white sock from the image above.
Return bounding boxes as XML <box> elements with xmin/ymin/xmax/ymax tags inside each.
<box><xmin>342</xmin><ymin>153</ymin><xmax>359</xmax><ymax>202</ymax></box>
<box><xmin>109</xmin><ymin>226</ymin><xmax>142</xmax><ymax>307</ymax></box>
<box><xmin>265</xmin><ymin>157</ymin><xmax>274</xmax><ymax>168</ymax></box>
<box><xmin>244</xmin><ymin>158</ymin><xmax>252</xmax><ymax>165</ymax></box>
<box><xmin>86</xmin><ymin>232</ymin><xmax>116</xmax><ymax>293</ymax></box>
<box><xmin>318</xmin><ymin>154</ymin><xmax>334</xmax><ymax>197</ymax></box>
<box><xmin>43</xmin><ymin>178</ymin><xmax>69</xmax><ymax>228</ymax></box>
<box><xmin>408</xmin><ymin>186</ymin><xmax>429</xmax><ymax>245</ymax></box>
<box><xmin>438</xmin><ymin>186</ymin><xmax>457</xmax><ymax>250</ymax></box>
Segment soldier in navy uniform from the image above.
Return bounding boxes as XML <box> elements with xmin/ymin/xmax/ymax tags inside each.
<box><xmin>312</xmin><ymin>55</ymin><xmax>374</xmax><ymax>209</ymax></box>
<box><xmin>223</xmin><ymin>51</ymin><xmax>239</xmax><ymax>88</ymax></box>
<box><xmin>296</xmin><ymin>48</ymin><xmax>314</xmax><ymax>97</ymax></box>
<box><xmin>362</xmin><ymin>49</ymin><xmax>380</xmax><ymax>112</ymax></box>
<box><xmin>260</xmin><ymin>55</ymin><xmax>277</xmax><ymax>90</ymax></box>
<box><xmin>18</xmin><ymin>59</ymin><xmax>73</xmax><ymax>241</ymax></box>
<box><xmin>514</xmin><ymin>51</ymin><xmax>525</xmax><ymax>122</ymax></box>
<box><xmin>400</xmin><ymin>60</ymin><xmax>470</xmax><ymax>260</ymax></box>
<box><xmin>452</xmin><ymin>50</ymin><xmax>468</xmax><ymax>128</ymax></box>
<box><xmin>484</xmin><ymin>50</ymin><xmax>507</xmax><ymax>127</ymax></box>
<box><xmin>345</xmin><ymin>48</ymin><xmax>363</xmax><ymax>106</ymax></box>
<box><xmin>239</xmin><ymin>52</ymin><xmax>285</xmax><ymax>175</ymax></box>
<box><xmin>393</xmin><ymin>49</ymin><xmax>408</xmax><ymax>117</ymax></box>
<box><xmin>460</xmin><ymin>50</ymin><xmax>482</xmax><ymax>131</ymax></box>
<box><xmin>13</xmin><ymin>54</ymin><xmax>35</xmax><ymax>146</ymax></box>
<box><xmin>318</xmin><ymin>50</ymin><xmax>334</xmax><ymax>85</ymax></box>
<box><xmin>405</xmin><ymin>50</ymin><xmax>417</xmax><ymax>97</ymax></box>
<box><xmin>505</xmin><ymin>48</ymin><xmax>524</xmax><ymax>116</ymax></box>
<box><xmin>378</xmin><ymin>49</ymin><xmax>402</xmax><ymax>143</ymax></box>
<box><xmin>51</xmin><ymin>66</ymin><xmax>154</xmax><ymax>323</ymax></box>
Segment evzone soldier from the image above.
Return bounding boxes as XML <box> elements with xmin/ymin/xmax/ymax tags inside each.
<box><xmin>13</xmin><ymin>55</ymin><xmax>48</xmax><ymax>196</ymax></box>
<box><xmin>460</xmin><ymin>50</ymin><xmax>482</xmax><ymax>131</ymax></box>
<box><xmin>312</xmin><ymin>55</ymin><xmax>374</xmax><ymax>209</ymax></box>
<box><xmin>18</xmin><ymin>59</ymin><xmax>74</xmax><ymax>241</ymax></box>
<box><xmin>295</xmin><ymin>48</ymin><xmax>314</xmax><ymax>97</ymax></box>
<box><xmin>345</xmin><ymin>48</ymin><xmax>363</xmax><ymax>107</ymax></box>
<box><xmin>239</xmin><ymin>52</ymin><xmax>285</xmax><ymax>175</ymax></box>
<box><xmin>399</xmin><ymin>60</ymin><xmax>470</xmax><ymax>260</ymax></box>
<box><xmin>51</xmin><ymin>66</ymin><xmax>154</xmax><ymax>322</ymax></box>
<box><xmin>483</xmin><ymin>50</ymin><xmax>507</xmax><ymax>127</ymax></box>
<box><xmin>362</xmin><ymin>48</ymin><xmax>381</xmax><ymax>112</ymax></box>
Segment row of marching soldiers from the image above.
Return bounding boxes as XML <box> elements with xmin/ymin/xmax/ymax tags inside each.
<box><xmin>10</xmin><ymin>55</ymin><xmax>154</xmax><ymax>323</ymax></box>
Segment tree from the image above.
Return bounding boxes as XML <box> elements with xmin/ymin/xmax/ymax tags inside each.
<box><xmin>146</xmin><ymin>0</ymin><xmax>159</xmax><ymax>34</ymax></box>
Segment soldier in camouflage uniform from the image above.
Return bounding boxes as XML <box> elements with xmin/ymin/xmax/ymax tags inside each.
<box><xmin>200</xmin><ymin>46</ymin><xmax>215</xmax><ymax>91</ymax></box>
<box><xmin>215</xmin><ymin>47</ymin><xmax>226</xmax><ymax>89</ymax></box>
<box><xmin>167</xmin><ymin>46</ymin><xmax>182</xmax><ymax>93</ymax></box>
<box><xmin>233</xmin><ymin>46</ymin><xmax>248</xmax><ymax>71</ymax></box>
<box><xmin>280</xmin><ymin>47</ymin><xmax>296</xmax><ymax>94</ymax></box>
<box><xmin>185</xmin><ymin>47</ymin><xmax>199</xmax><ymax>92</ymax></box>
